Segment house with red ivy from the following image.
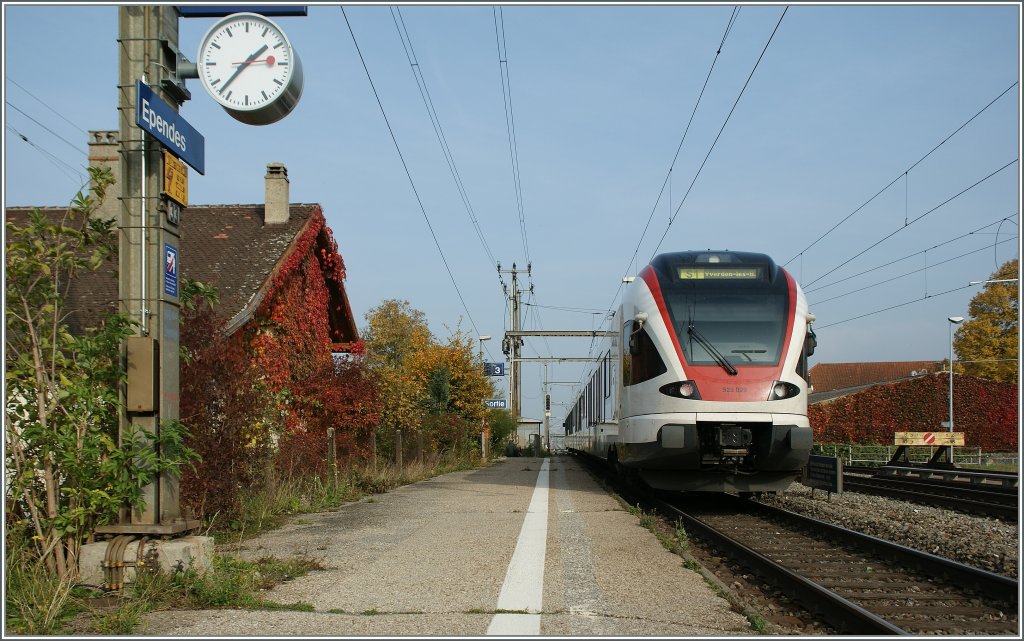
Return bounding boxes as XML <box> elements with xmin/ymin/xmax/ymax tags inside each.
<box><xmin>180</xmin><ymin>163</ymin><xmax>359</xmax><ymax>356</ymax></box>
<box><xmin>6</xmin><ymin>133</ymin><xmax>359</xmax><ymax>355</ymax></box>
<box><xmin>808</xmin><ymin>360</ymin><xmax>945</xmax><ymax>404</ymax></box>
<box><xmin>6</xmin><ymin>132</ymin><xmax>378</xmax><ymax>517</ymax></box>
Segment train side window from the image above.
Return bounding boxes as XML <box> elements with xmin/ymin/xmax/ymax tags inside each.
<box><xmin>598</xmin><ymin>350</ymin><xmax>606</xmax><ymax>395</ymax></box>
<box><xmin>622</xmin><ymin>322</ymin><xmax>634</xmax><ymax>386</ymax></box>
<box><xmin>623</xmin><ymin>321</ymin><xmax>666</xmax><ymax>386</ymax></box>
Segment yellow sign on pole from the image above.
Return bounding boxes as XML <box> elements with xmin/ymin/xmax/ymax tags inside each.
<box><xmin>894</xmin><ymin>431</ymin><xmax>965</xmax><ymax>446</ymax></box>
<box><xmin>162</xmin><ymin>150</ymin><xmax>188</xmax><ymax>207</ymax></box>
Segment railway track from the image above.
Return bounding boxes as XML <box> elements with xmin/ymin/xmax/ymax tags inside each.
<box><xmin>576</xmin><ymin>452</ymin><xmax>1017</xmax><ymax>634</ymax></box>
<box><xmin>842</xmin><ymin>466</ymin><xmax>1018</xmax><ymax>520</ymax></box>
<box><xmin>651</xmin><ymin>492</ymin><xmax>1018</xmax><ymax>635</ymax></box>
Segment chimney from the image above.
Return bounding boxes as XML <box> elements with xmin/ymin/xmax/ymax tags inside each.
<box><xmin>264</xmin><ymin>162</ymin><xmax>290</xmax><ymax>224</ymax></box>
<box><xmin>88</xmin><ymin>130</ymin><xmax>120</xmax><ymax>221</ymax></box>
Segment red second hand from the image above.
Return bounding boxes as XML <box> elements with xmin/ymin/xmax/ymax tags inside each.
<box><xmin>232</xmin><ymin>56</ymin><xmax>276</xmax><ymax>66</ymax></box>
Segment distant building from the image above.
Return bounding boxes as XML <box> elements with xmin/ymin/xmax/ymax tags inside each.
<box><xmin>808</xmin><ymin>360</ymin><xmax>944</xmax><ymax>404</ymax></box>
<box><xmin>516</xmin><ymin>417</ymin><xmax>543</xmax><ymax>448</ymax></box>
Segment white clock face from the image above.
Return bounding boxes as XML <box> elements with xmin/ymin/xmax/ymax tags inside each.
<box><xmin>197</xmin><ymin>13</ymin><xmax>303</xmax><ymax>124</ymax></box>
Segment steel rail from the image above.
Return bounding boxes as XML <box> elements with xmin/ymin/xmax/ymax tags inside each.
<box><xmin>743</xmin><ymin>498</ymin><xmax>1019</xmax><ymax>604</ymax></box>
<box><xmin>646</xmin><ymin>493</ymin><xmax>911</xmax><ymax>635</ymax></box>
<box><xmin>575</xmin><ymin>451</ymin><xmax>1018</xmax><ymax>634</ymax></box>
<box><xmin>842</xmin><ymin>476</ymin><xmax>1018</xmax><ymax>520</ymax></box>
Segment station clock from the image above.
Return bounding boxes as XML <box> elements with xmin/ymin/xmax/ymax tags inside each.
<box><xmin>196</xmin><ymin>12</ymin><xmax>304</xmax><ymax>125</ymax></box>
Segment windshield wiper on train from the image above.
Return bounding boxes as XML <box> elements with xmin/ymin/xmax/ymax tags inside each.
<box><xmin>687</xmin><ymin>322</ymin><xmax>737</xmax><ymax>375</ymax></box>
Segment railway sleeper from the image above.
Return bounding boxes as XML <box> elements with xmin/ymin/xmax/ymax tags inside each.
<box><xmin>869</xmin><ymin>605</ymin><xmax>1008</xmax><ymax>617</ymax></box>
<box><xmin>845</xmin><ymin>591</ymin><xmax>991</xmax><ymax>601</ymax></box>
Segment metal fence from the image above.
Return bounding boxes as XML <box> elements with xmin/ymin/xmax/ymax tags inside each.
<box><xmin>812</xmin><ymin>443</ymin><xmax>1019</xmax><ymax>469</ymax></box>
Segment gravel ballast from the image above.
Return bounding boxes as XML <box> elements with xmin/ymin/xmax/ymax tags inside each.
<box><xmin>758</xmin><ymin>482</ymin><xmax>1018</xmax><ymax>578</ymax></box>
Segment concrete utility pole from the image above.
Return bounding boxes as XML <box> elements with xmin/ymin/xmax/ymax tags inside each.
<box><xmin>499</xmin><ymin>263</ymin><xmax>528</xmax><ymax>422</ymax></box>
<box><xmin>99</xmin><ymin>5</ymin><xmax>194</xmax><ymax>535</ymax></box>
<box><xmin>543</xmin><ymin>363</ymin><xmax>549</xmax><ymax>450</ymax></box>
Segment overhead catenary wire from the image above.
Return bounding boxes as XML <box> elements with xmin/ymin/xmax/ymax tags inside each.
<box><xmin>816</xmin><ymin>283</ymin><xmax>975</xmax><ymax>330</ymax></box>
<box><xmin>523</xmin><ymin>302</ymin><xmax>609</xmax><ymax>315</ymax></box>
<box><xmin>390</xmin><ymin>7</ymin><xmax>499</xmax><ymax>270</ymax></box>
<box><xmin>6</xmin><ymin>101</ymin><xmax>88</xmax><ymax>157</ymax></box>
<box><xmin>6</xmin><ymin>77</ymin><xmax>89</xmax><ymax>135</ymax></box>
<box><xmin>340</xmin><ymin>6</ymin><xmax>494</xmax><ymax>363</ymax></box>
<box><xmin>802</xmin><ymin>158</ymin><xmax>1019</xmax><ymax>288</ymax></box>
<box><xmin>6</xmin><ymin>124</ymin><xmax>87</xmax><ymax>185</ymax></box>
<box><xmin>805</xmin><ymin>214</ymin><xmax>1019</xmax><ymax>294</ymax></box>
<box><xmin>570</xmin><ymin>3</ymin><xmax>789</xmax><ymax>395</ymax></box>
<box><xmin>620</xmin><ymin>6</ymin><xmax>741</xmax><ymax>286</ymax></box>
<box><xmin>810</xmin><ymin>236</ymin><xmax>1017</xmax><ymax>306</ymax></box>
<box><xmin>648</xmin><ymin>5</ymin><xmax>789</xmax><ymax>261</ymax></box>
<box><xmin>784</xmin><ymin>81</ymin><xmax>1019</xmax><ymax>268</ymax></box>
<box><xmin>493</xmin><ymin>6</ymin><xmax>532</xmax><ymax>269</ymax></box>
<box><xmin>595</xmin><ymin>6</ymin><xmax>746</xmax><ymax>354</ymax></box>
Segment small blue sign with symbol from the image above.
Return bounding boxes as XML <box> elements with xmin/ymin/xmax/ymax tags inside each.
<box><xmin>485</xmin><ymin>399</ymin><xmax>508</xmax><ymax>410</ymax></box>
<box><xmin>484</xmin><ymin>362</ymin><xmax>506</xmax><ymax>377</ymax></box>
<box><xmin>164</xmin><ymin>243</ymin><xmax>178</xmax><ymax>298</ymax></box>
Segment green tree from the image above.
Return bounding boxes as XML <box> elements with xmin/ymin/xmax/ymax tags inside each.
<box><xmin>953</xmin><ymin>259</ymin><xmax>1019</xmax><ymax>383</ymax></box>
<box><xmin>422</xmin><ymin>365</ymin><xmax>453</xmax><ymax>416</ymax></box>
<box><xmin>486</xmin><ymin>408</ymin><xmax>517</xmax><ymax>456</ymax></box>
<box><xmin>5</xmin><ymin>167</ymin><xmax>195</xmax><ymax>579</ymax></box>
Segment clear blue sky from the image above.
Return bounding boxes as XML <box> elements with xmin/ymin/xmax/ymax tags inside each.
<box><xmin>3</xmin><ymin>3</ymin><xmax>1020</xmax><ymax>429</ymax></box>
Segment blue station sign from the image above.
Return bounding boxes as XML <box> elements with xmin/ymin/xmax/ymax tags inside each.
<box><xmin>484</xmin><ymin>362</ymin><xmax>506</xmax><ymax>377</ymax></box>
<box><xmin>136</xmin><ymin>81</ymin><xmax>205</xmax><ymax>175</ymax></box>
<box><xmin>485</xmin><ymin>399</ymin><xmax>508</xmax><ymax>410</ymax></box>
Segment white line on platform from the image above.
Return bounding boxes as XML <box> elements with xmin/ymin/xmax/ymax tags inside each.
<box><xmin>486</xmin><ymin>458</ymin><xmax>550</xmax><ymax>636</ymax></box>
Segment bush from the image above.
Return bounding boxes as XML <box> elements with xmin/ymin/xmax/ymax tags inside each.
<box><xmin>810</xmin><ymin>372</ymin><xmax>1018</xmax><ymax>450</ymax></box>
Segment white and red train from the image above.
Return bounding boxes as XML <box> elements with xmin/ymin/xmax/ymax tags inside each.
<box><xmin>564</xmin><ymin>250</ymin><xmax>817</xmax><ymax>494</ymax></box>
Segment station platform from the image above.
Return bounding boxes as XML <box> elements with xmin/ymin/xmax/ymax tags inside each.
<box><xmin>140</xmin><ymin>455</ymin><xmax>751</xmax><ymax>636</ymax></box>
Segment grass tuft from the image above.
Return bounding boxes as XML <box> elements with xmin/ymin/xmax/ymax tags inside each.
<box><xmin>5</xmin><ymin>448</ymin><xmax>494</xmax><ymax>634</ymax></box>
<box><xmin>4</xmin><ymin>533</ymin><xmax>77</xmax><ymax>635</ymax></box>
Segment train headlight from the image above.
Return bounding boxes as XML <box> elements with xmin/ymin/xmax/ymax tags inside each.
<box><xmin>769</xmin><ymin>381</ymin><xmax>800</xmax><ymax>400</ymax></box>
<box><xmin>659</xmin><ymin>380</ymin><xmax>701</xmax><ymax>400</ymax></box>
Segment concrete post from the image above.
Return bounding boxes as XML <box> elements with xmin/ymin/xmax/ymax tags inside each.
<box><xmin>395</xmin><ymin>429</ymin><xmax>403</xmax><ymax>473</ymax></box>
<box><xmin>370</xmin><ymin>429</ymin><xmax>377</xmax><ymax>468</ymax></box>
<box><xmin>327</xmin><ymin>428</ymin><xmax>336</xmax><ymax>481</ymax></box>
<box><xmin>97</xmin><ymin>5</ymin><xmax>194</xmax><ymax>535</ymax></box>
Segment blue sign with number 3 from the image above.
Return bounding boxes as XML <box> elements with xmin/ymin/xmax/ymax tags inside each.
<box><xmin>484</xmin><ymin>362</ymin><xmax>505</xmax><ymax>377</ymax></box>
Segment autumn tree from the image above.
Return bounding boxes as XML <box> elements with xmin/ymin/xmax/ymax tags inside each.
<box><xmin>953</xmin><ymin>259</ymin><xmax>1019</xmax><ymax>383</ymax></box>
<box><xmin>363</xmin><ymin>300</ymin><xmax>433</xmax><ymax>443</ymax></box>
<box><xmin>362</xmin><ymin>300</ymin><xmax>494</xmax><ymax>457</ymax></box>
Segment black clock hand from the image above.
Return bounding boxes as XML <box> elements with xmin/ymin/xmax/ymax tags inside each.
<box><xmin>219</xmin><ymin>44</ymin><xmax>269</xmax><ymax>93</ymax></box>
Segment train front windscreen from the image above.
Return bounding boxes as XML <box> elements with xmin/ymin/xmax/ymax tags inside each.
<box><xmin>653</xmin><ymin>253</ymin><xmax>790</xmax><ymax>368</ymax></box>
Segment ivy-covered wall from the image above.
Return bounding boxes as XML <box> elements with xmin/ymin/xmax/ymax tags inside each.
<box><xmin>181</xmin><ymin>209</ymin><xmax>379</xmax><ymax>519</ymax></box>
<box><xmin>809</xmin><ymin>373</ymin><xmax>1018</xmax><ymax>450</ymax></box>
